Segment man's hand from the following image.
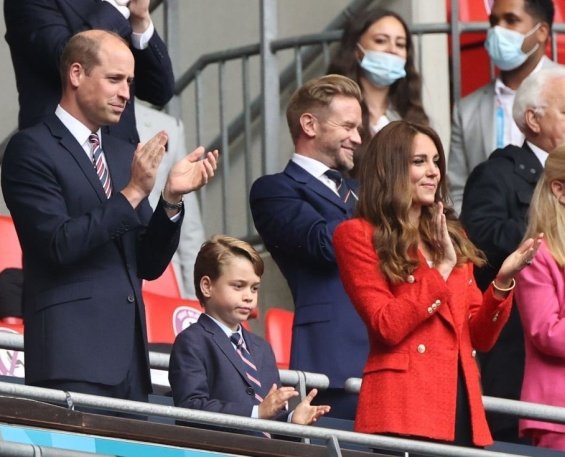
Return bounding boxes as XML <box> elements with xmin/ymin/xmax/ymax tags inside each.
<box><xmin>128</xmin><ymin>0</ymin><xmax>151</xmax><ymax>32</ymax></box>
<box><xmin>162</xmin><ymin>146</ymin><xmax>219</xmax><ymax>203</ymax></box>
<box><xmin>291</xmin><ymin>388</ymin><xmax>331</xmax><ymax>425</ymax></box>
<box><xmin>121</xmin><ymin>130</ymin><xmax>168</xmax><ymax>208</ymax></box>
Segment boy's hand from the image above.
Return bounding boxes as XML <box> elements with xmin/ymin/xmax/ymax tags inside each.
<box><xmin>258</xmin><ymin>384</ymin><xmax>298</xmax><ymax>419</ymax></box>
<box><xmin>291</xmin><ymin>388</ymin><xmax>331</xmax><ymax>425</ymax></box>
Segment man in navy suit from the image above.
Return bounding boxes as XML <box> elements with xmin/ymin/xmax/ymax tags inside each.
<box><xmin>1</xmin><ymin>30</ymin><xmax>217</xmax><ymax>405</ymax></box>
<box><xmin>4</xmin><ymin>0</ymin><xmax>175</xmax><ymax>145</ymax></box>
<box><xmin>169</xmin><ymin>235</ymin><xmax>329</xmax><ymax>435</ymax></box>
<box><xmin>249</xmin><ymin>74</ymin><xmax>368</xmax><ymax>420</ymax></box>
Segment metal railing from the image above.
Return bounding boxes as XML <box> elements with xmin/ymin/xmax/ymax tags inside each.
<box><xmin>4</xmin><ymin>331</ymin><xmax>565</xmax><ymax>438</ymax></box>
<box><xmin>0</xmin><ymin>381</ymin><xmax>528</xmax><ymax>457</ymax></box>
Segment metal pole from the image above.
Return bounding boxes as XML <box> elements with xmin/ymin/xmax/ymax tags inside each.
<box><xmin>163</xmin><ymin>0</ymin><xmax>182</xmax><ymax>119</ymax></box>
<box><xmin>260</xmin><ymin>0</ymin><xmax>280</xmax><ymax>175</ymax></box>
<box><xmin>450</xmin><ymin>0</ymin><xmax>461</xmax><ymax>103</ymax></box>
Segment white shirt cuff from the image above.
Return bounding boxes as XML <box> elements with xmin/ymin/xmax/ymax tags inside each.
<box><xmin>169</xmin><ymin>209</ymin><xmax>182</xmax><ymax>223</ymax></box>
<box><xmin>252</xmin><ymin>405</ymin><xmax>259</xmax><ymax>419</ymax></box>
<box><xmin>131</xmin><ymin>20</ymin><xmax>154</xmax><ymax>50</ymax></box>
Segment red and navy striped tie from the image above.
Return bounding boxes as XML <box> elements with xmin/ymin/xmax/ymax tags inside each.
<box><xmin>325</xmin><ymin>169</ymin><xmax>356</xmax><ymax>209</ymax></box>
<box><xmin>88</xmin><ymin>133</ymin><xmax>112</xmax><ymax>198</ymax></box>
<box><xmin>231</xmin><ymin>332</ymin><xmax>264</xmax><ymax>403</ymax></box>
<box><xmin>231</xmin><ymin>332</ymin><xmax>271</xmax><ymax>438</ymax></box>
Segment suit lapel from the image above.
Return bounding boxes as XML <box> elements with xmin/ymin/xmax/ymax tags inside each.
<box><xmin>284</xmin><ymin>160</ymin><xmax>351</xmax><ymax>213</ymax></box>
<box><xmin>200</xmin><ymin>315</ymin><xmax>255</xmax><ymax>387</ymax></box>
<box><xmin>45</xmin><ymin>115</ymin><xmax>108</xmax><ymax>203</ymax></box>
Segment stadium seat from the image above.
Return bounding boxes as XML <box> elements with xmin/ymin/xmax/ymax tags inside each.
<box><xmin>142</xmin><ymin>262</ymin><xmax>182</xmax><ymax>298</ymax></box>
<box><xmin>264</xmin><ymin>308</ymin><xmax>293</xmax><ymax>369</ymax></box>
<box><xmin>143</xmin><ymin>290</ymin><xmax>204</xmax><ymax>345</ymax></box>
<box><xmin>0</xmin><ymin>320</ymin><xmax>24</xmax><ymax>378</ymax></box>
<box><xmin>0</xmin><ymin>215</ymin><xmax>22</xmax><ymax>271</ymax></box>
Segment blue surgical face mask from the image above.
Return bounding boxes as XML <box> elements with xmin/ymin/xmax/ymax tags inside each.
<box><xmin>357</xmin><ymin>44</ymin><xmax>407</xmax><ymax>87</ymax></box>
<box><xmin>484</xmin><ymin>24</ymin><xmax>541</xmax><ymax>71</ymax></box>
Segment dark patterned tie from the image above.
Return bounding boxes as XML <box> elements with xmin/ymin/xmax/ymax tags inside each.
<box><xmin>230</xmin><ymin>332</ymin><xmax>264</xmax><ymax>402</ymax></box>
<box><xmin>325</xmin><ymin>169</ymin><xmax>356</xmax><ymax>209</ymax></box>
<box><xmin>88</xmin><ymin>133</ymin><xmax>112</xmax><ymax>198</ymax></box>
<box><xmin>230</xmin><ymin>332</ymin><xmax>271</xmax><ymax>438</ymax></box>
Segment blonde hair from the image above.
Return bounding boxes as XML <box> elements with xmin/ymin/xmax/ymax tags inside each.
<box><xmin>524</xmin><ymin>144</ymin><xmax>565</xmax><ymax>266</ymax></box>
<box><xmin>286</xmin><ymin>74</ymin><xmax>362</xmax><ymax>143</ymax></box>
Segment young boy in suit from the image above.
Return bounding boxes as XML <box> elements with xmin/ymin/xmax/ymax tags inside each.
<box><xmin>169</xmin><ymin>235</ymin><xmax>330</xmax><ymax>435</ymax></box>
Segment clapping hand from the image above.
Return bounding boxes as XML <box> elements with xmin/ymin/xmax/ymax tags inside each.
<box><xmin>291</xmin><ymin>388</ymin><xmax>331</xmax><ymax>425</ymax></box>
<box><xmin>123</xmin><ymin>130</ymin><xmax>169</xmax><ymax>207</ymax></box>
<box><xmin>163</xmin><ymin>146</ymin><xmax>219</xmax><ymax>203</ymax></box>
<box><xmin>432</xmin><ymin>202</ymin><xmax>457</xmax><ymax>281</ymax></box>
<box><xmin>258</xmin><ymin>384</ymin><xmax>299</xmax><ymax>419</ymax></box>
<box><xmin>494</xmin><ymin>233</ymin><xmax>544</xmax><ymax>294</ymax></box>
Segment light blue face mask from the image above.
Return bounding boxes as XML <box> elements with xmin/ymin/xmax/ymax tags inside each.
<box><xmin>357</xmin><ymin>45</ymin><xmax>407</xmax><ymax>87</ymax></box>
<box><xmin>484</xmin><ymin>24</ymin><xmax>541</xmax><ymax>71</ymax></box>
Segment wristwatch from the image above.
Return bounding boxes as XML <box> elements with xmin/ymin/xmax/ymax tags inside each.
<box><xmin>160</xmin><ymin>192</ymin><xmax>184</xmax><ymax>211</ymax></box>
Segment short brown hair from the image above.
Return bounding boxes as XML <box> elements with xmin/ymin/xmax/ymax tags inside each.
<box><xmin>59</xmin><ymin>30</ymin><xmax>128</xmax><ymax>88</ymax></box>
<box><xmin>286</xmin><ymin>74</ymin><xmax>362</xmax><ymax>143</ymax></box>
<box><xmin>194</xmin><ymin>235</ymin><xmax>264</xmax><ymax>303</ymax></box>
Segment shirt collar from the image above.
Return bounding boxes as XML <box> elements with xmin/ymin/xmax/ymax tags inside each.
<box><xmin>55</xmin><ymin>105</ymin><xmax>102</xmax><ymax>151</ymax></box>
<box><xmin>206</xmin><ymin>313</ymin><xmax>242</xmax><ymax>339</ymax></box>
<box><xmin>291</xmin><ymin>153</ymin><xmax>331</xmax><ymax>179</ymax></box>
<box><xmin>526</xmin><ymin>140</ymin><xmax>548</xmax><ymax>167</ymax></box>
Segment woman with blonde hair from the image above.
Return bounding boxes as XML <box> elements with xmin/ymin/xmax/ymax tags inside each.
<box><xmin>515</xmin><ymin>144</ymin><xmax>565</xmax><ymax>451</ymax></box>
<box><xmin>333</xmin><ymin>120</ymin><xmax>541</xmax><ymax>452</ymax></box>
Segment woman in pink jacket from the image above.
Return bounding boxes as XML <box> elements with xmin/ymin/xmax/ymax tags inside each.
<box><xmin>515</xmin><ymin>144</ymin><xmax>565</xmax><ymax>450</ymax></box>
<box><xmin>333</xmin><ymin>121</ymin><xmax>541</xmax><ymax>452</ymax></box>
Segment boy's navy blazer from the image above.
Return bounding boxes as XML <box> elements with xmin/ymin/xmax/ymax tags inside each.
<box><xmin>169</xmin><ymin>313</ymin><xmax>287</xmax><ymax>421</ymax></box>
<box><xmin>249</xmin><ymin>160</ymin><xmax>369</xmax><ymax>389</ymax></box>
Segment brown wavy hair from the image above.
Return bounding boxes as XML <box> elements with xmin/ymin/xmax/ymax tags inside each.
<box><xmin>356</xmin><ymin>121</ymin><xmax>485</xmax><ymax>283</ymax></box>
<box><xmin>327</xmin><ymin>8</ymin><xmax>429</xmax><ymax>133</ymax></box>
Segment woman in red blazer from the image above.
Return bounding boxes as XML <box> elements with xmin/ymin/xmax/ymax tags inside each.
<box><xmin>333</xmin><ymin>121</ymin><xmax>541</xmax><ymax>450</ymax></box>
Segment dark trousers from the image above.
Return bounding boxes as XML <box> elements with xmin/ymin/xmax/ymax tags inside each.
<box><xmin>35</xmin><ymin>320</ymin><xmax>150</xmax><ymax>419</ymax></box>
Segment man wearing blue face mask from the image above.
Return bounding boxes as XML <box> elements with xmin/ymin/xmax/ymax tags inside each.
<box><xmin>448</xmin><ymin>0</ymin><xmax>557</xmax><ymax>216</ymax></box>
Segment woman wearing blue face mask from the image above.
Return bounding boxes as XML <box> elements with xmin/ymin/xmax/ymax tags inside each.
<box><xmin>328</xmin><ymin>8</ymin><xmax>429</xmax><ymax>175</ymax></box>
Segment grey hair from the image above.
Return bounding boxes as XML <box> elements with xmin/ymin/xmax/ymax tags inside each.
<box><xmin>513</xmin><ymin>67</ymin><xmax>565</xmax><ymax>133</ymax></box>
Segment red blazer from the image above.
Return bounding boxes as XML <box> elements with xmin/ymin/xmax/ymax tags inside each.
<box><xmin>333</xmin><ymin>218</ymin><xmax>513</xmax><ymax>446</ymax></box>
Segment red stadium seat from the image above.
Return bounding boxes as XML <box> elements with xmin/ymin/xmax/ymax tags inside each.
<box><xmin>142</xmin><ymin>262</ymin><xmax>182</xmax><ymax>298</ymax></box>
<box><xmin>143</xmin><ymin>290</ymin><xmax>204</xmax><ymax>345</ymax></box>
<box><xmin>264</xmin><ymin>308</ymin><xmax>293</xmax><ymax>369</ymax></box>
<box><xmin>0</xmin><ymin>215</ymin><xmax>22</xmax><ymax>271</ymax></box>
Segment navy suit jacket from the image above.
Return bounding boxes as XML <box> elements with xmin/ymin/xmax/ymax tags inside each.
<box><xmin>169</xmin><ymin>314</ymin><xmax>287</xmax><ymax>422</ymax></box>
<box><xmin>1</xmin><ymin>114</ymin><xmax>181</xmax><ymax>387</ymax></box>
<box><xmin>249</xmin><ymin>160</ymin><xmax>368</xmax><ymax>388</ymax></box>
<box><xmin>4</xmin><ymin>0</ymin><xmax>175</xmax><ymax>144</ymax></box>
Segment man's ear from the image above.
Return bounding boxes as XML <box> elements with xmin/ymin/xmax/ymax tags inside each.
<box><xmin>524</xmin><ymin>108</ymin><xmax>541</xmax><ymax>134</ymax></box>
<box><xmin>299</xmin><ymin>113</ymin><xmax>317</xmax><ymax>138</ymax></box>
<box><xmin>68</xmin><ymin>62</ymin><xmax>84</xmax><ymax>89</ymax></box>
<box><xmin>200</xmin><ymin>276</ymin><xmax>213</xmax><ymax>298</ymax></box>
<box><xmin>535</xmin><ymin>22</ymin><xmax>550</xmax><ymax>45</ymax></box>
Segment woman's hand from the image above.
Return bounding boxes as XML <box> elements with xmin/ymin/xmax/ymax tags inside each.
<box><xmin>494</xmin><ymin>233</ymin><xmax>544</xmax><ymax>296</ymax></box>
<box><xmin>433</xmin><ymin>202</ymin><xmax>457</xmax><ymax>281</ymax></box>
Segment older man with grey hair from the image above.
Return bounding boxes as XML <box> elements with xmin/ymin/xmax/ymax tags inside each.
<box><xmin>460</xmin><ymin>66</ymin><xmax>565</xmax><ymax>443</ymax></box>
